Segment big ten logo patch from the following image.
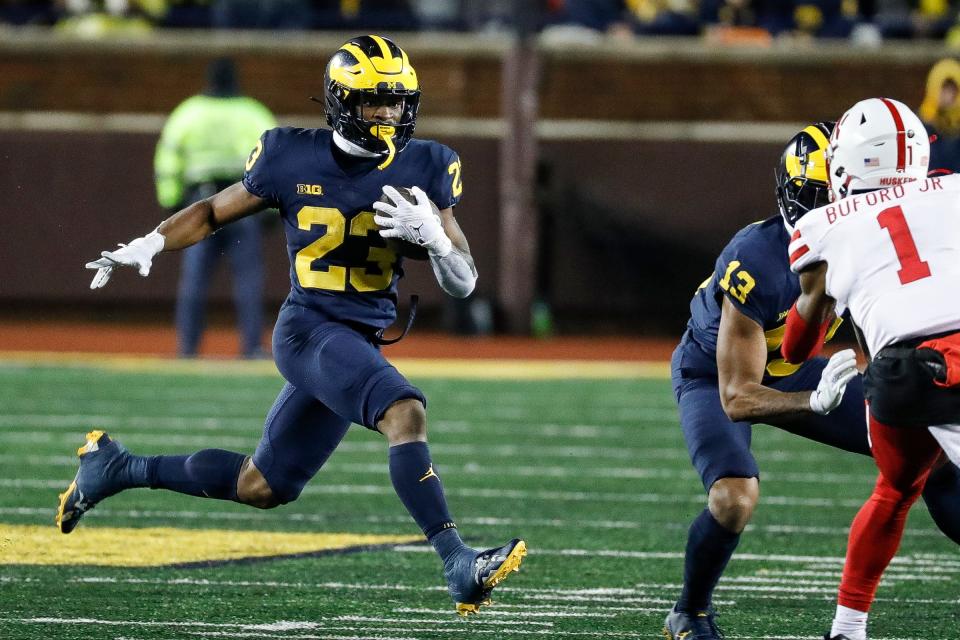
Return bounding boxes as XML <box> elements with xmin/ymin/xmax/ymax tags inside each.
<box><xmin>297</xmin><ymin>184</ymin><xmax>323</xmax><ymax>196</ymax></box>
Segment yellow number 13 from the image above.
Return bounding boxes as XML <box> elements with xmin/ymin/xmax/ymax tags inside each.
<box><xmin>295</xmin><ymin>206</ymin><xmax>396</xmax><ymax>292</ymax></box>
<box><xmin>718</xmin><ymin>260</ymin><xmax>756</xmax><ymax>304</ymax></box>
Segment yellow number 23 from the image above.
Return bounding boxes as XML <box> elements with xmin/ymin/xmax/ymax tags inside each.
<box><xmin>295</xmin><ymin>206</ymin><xmax>396</xmax><ymax>292</ymax></box>
<box><xmin>718</xmin><ymin>260</ymin><xmax>756</xmax><ymax>304</ymax></box>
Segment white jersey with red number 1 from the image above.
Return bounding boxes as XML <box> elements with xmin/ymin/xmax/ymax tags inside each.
<box><xmin>788</xmin><ymin>173</ymin><xmax>960</xmax><ymax>357</ymax></box>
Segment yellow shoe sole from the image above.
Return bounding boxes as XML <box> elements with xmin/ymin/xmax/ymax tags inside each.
<box><xmin>455</xmin><ymin>539</ymin><xmax>527</xmax><ymax>617</ymax></box>
<box><xmin>55</xmin><ymin>480</ymin><xmax>78</xmax><ymax>534</ymax></box>
<box><xmin>481</xmin><ymin>539</ymin><xmax>527</xmax><ymax>589</ymax></box>
<box><xmin>55</xmin><ymin>430</ymin><xmax>108</xmax><ymax>534</ymax></box>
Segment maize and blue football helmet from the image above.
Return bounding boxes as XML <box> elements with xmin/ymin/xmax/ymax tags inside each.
<box><xmin>323</xmin><ymin>34</ymin><xmax>420</xmax><ymax>170</ymax></box>
<box><xmin>776</xmin><ymin>121</ymin><xmax>834</xmax><ymax>230</ymax></box>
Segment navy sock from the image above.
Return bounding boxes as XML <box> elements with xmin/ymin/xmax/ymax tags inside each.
<box><xmin>117</xmin><ymin>453</ymin><xmax>151</xmax><ymax>489</ymax></box>
<box><xmin>145</xmin><ymin>449</ymin><xmax>246</xmax><ymax>500</ymax></box>
<box><xmin>389</xmin><ymin>442</ymin><xmax>459</xmax><ymax>545</ymax></box>
<box><xmin>677</xmin><ymin>508</ymin><xmax>741</xmax><ymax>612</ymax></box>
<box><xmin>922</xmin><ymin>461</ymin><xmax>960</xmax><ymax>545</ymax></box>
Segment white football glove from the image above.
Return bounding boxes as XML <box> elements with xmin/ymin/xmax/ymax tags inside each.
<box><xmin>372</xmin><ymin>185</ymin><xmax>452</xmax><ymax>257</ymax></box>
<box><xmin>85</xmin><ymin>230</ymin><xmax>165</xmax><ymax>289</ymax></box>
<box><xmin>810</xmin><ymin>348</ymin><xmax>859</xmax><ymax>415</ymax></box>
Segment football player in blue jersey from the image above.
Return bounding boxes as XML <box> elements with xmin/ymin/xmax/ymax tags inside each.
<box><xmin>58</xmin><ymin>35</ymin><xmax>526</xmax><ymax>616</ymax></box>
<box><xmin>662</xmin><ymin>122</ymin><xmax>960</xmax><ymax>640</ymax></box>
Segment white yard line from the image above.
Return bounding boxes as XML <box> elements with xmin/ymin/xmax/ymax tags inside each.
<box><xmin>1</xmin><ymin>505</ymin><xmax>950</xmax><ymax>540</ymax></box>
<box><xmin>343</xmin><ymin>608</ymin><xmax>613</xmax><ymax>619</ymax></box>
<box><xmin>0</xmin><ymin>477</ymin><xmax>871</xmax><ymax>509</ymax></box>
<box><xmin>0</xmin><ymin>443</ymin><xmax>881</xmax><ymax>482</ymax></box>
<box><xmin>0</xmin><ymin>617</ymin><xmax>932</xmax><ymax>640</ymax></box>
<box><xmin>0</xmin><ymin>413</ymin><xmax>682</xmax><ymax>435</ymax></box>
<box><xmin>0</xmin><ymin>618</ymin><xmax>636</xmax><ymax>638</ymax></box>
<box><xmin>189</xmin><ymin>633</ymin><xmax>418</xmax><ymax>640</ymax></box>
<box><xmin>44</xmin><ymin>568</ymin><xmax>955</xmax><ymax>590</ymax></box>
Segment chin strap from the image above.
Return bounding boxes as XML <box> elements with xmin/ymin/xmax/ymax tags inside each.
<box><xmin>373</xmin><ymin>124</ymin><xmax>397</xmax><ymax>170</ymax></box>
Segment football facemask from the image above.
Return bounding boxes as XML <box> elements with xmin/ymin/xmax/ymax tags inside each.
<box><xmin>776</xmin><ymin>121</ymin><xmax>834</xmax><ymax>229</ymax></box>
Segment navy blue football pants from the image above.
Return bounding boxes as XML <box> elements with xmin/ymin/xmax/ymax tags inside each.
<box><xmin>672</xmin><ymin>343</ymin><xmax>960</xmax><ymax>545</ymax></box>
<box><xmin>251</xmin><ymin>301</ymin><xmax>426</xmax><ymax>504</ymax></box>
<box><xmin>176</xmin><ymin>214</ymin><xmax>264</xmax><ymax>357</ymax></box>
<box><xmin>671</xmin><ymin>345</ymin><xmax>870</xmax><ymax>492</ymax></box>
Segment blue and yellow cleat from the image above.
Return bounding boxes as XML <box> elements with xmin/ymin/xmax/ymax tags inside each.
<box><xmin>663</xmin><ymin>605</ymin><xmax>724</xmax><ymax>640</ymax></box>
<box><xmin>56</xmin><ymin>430</ymin><xmax>132</xmax><ymax>534</ymax></box>
<box><xmin>447</xmin><ymin>538</ymin><xmax>527</xmax><ymax>617</ymax></box>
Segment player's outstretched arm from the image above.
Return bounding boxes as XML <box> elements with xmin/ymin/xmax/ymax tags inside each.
<box><xmin>717</xmin><ymin>297</ymin><xmax>838</xmax><ymax>421</ymax></box>
<box><xmin>373</xmin><ymin>186</ymin><xmax>477</xmax><ymax>298</ymax></box>
<box><xmin>85</xmin><ymin>183</ymin><xmax>267</xmax><ymax>289</ymax></box>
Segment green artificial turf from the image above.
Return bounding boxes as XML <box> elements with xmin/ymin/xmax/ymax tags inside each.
<box><xmin>0</xmin><ymin>362</ymin><xmax>956</xmax><ymax>640</ymax></box>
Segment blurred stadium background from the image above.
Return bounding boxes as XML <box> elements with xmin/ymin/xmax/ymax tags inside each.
<box><xmin>3</xmin><ymin>2</ymin><xmax>960</xmax><ymax>639</ymax></box>
<box><xmin>3</xmin><ymin>0</ymin><xmax>958</xmax><ymax>347</ymax></box>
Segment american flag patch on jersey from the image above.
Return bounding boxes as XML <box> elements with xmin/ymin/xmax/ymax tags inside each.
<box><xmin>864</xmin><ymin>157</ymin><xmax>880</xmax><ymax>167</ymax></box>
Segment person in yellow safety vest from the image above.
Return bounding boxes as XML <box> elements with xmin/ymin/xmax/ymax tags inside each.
<box><xmin>154</xmin><ymin>57</ymin><xmax>277</xmax><ymax>358</ymax></box>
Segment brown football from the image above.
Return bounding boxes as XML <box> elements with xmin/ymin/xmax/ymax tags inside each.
<box><xmin>377</xmin><ymin>186</ymin><xmax>434</xmax><ymax>261</ymax></box>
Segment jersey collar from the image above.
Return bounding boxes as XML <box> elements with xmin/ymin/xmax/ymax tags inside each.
<box><xmin>333</xmin><ymin>130</ymin><xmax>380</xmax><ymax>158</ymax></box>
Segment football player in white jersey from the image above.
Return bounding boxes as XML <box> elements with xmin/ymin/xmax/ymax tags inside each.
<box><xmin>783</xmin><ymin>97</ymin><xmax>960</xmax><ymax>640</ymax></box>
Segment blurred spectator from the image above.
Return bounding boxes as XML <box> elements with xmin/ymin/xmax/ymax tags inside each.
<box><xmin>702</xmin><ymin>0</ymin><xmax>856</xmax><ymax>38</ymax></box>
<box><xmin>411</xmin><ymin>0</ymin><xmax>462</xmax><ymax>30</ymax></box>
<box><xmin>0</xmin><ymin>0</ymin><xmax>58</xmax><ymax>25</ymax></box>
<box><xmin>162</xmin><ymin>0</ymin><xmax>211</xmax><ymax>28</ymax></box>
<box><xmin>312</xmin><ymin>0</ymin><xmax>418</xmax><ymax>31</ymax></box>
<box><xmin>210</xmin><ymin>0</ymin><xmax>311</xmax><ymax>29</ymax></box>
<box><xmin>154</xmin><ymin>58</ymin><xmax>277</xmax><ymax>358</ymax></box>
<box><xmin>628</xmin><ymin>0</ymin><xmax>700</xmax><ymax>35</ymax></box>
<box><xmin>859</xmin><ymin>0</ymin><xmax>955</xmax><ymax>39</ymax></box>
<box><xmin>462</xmin><ymin>0</ymin><xmax>514</xmax><ymax>32</ymax></box>
<box><xmin>551</xmin><ymin>0</ymin><xmax>698</xmax><ymax>36</ymax></box>
<box><xmin>919</xmin><ymin>58</ymin><xmax>960</xmax><ymax>173</ymax></box>
<box><xmin>553</xmin><ymin>0</ymin><xmax>618</xmax><ymax>31</ymax></box>
<box><xmin>791</xmin><ymin>1</ymin><xmax>857</xmax><ymax>37</ymax></box>
<box><xmin>863</xmin><ymin>0</ymin><xmax>914</xmax><ymax>38</ymax></box>
<box><xmin>6</xmin><ymin>0</ymin><xmax>956</xmax><ymax>40</ymax></box>
<box><xmin>54</xmin><ymin>0</ymin><xmax>161</xmax><ymax>36</ymax></box>
<box><xmin>913</xmin><ymin>0</ymin><xmax>955</xmax><ymax>38</ymax></box>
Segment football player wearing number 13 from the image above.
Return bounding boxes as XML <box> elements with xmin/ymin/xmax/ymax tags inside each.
<box><xmin>785</xmin><ymin>98</ymin><xmax>960</xmax><ymax>640</ymax></box>
<box><xmin>663</xmin><ymin>118</ymin><xmax>960</xmax><ymax>640</ymax></box>
<box><xmin>57</xmin><ymin>35</ymin><xmax>526</xmax><ymax>616</ymax></box>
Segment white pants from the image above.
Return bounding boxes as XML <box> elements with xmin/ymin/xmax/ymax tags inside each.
<box><xmin>929</xmin><ymin>424</ymin><xmax>960</xmax><ymax>466</ymax></box>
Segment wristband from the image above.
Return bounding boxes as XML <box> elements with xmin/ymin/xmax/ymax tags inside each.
<box><xmin>782</xmin><ymin>303</ymin><xmax>829</xmax><ymax>364</ymax></box>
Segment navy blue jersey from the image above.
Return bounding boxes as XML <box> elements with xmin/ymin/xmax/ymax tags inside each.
<box><xmin>242</xmin><ymin>127</ymin><xmax>463</xmax><ymax>329</ymax></box>
<box><xmin>682</xmin><ymin>215</ymin><xmax>841</xmax><ymax>381</ymax></box>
